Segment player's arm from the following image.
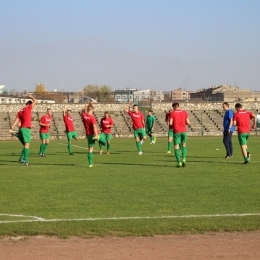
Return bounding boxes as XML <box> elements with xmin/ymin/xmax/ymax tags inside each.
<box><xmin>228</xmin><ymin>118</ymin><xmax>233</xmax><ymax>133</ymax></box>
<box><xmin>93</xmin><ymin>124</ymin><xmax>99</xmax><ymax>138</ymax></box>
<box><xmin>251</xmin><ymin>114</ymin><xmax>257</xmax><ymax>130</ymax></box>
<box><xmin>28</xmin><ymin>94</ymin><xmax>37</xmax><ymax>108</ymax></box>
<box><xmin>142</xmin><ymin>119</ymin><xmax>145</xmax><ymax>128</ymax></box>
<box><xmin>165</xmin><ymin>114</ymin><xmax>169</xmax><ymax>126</ymax></box>
<box><xmin>109</xmin><ymin>119</ymin><xmax>114</xmax><ymax>128</ymax></box>
<box><xmin>124</xmin><ymin>101</ymin><xmax>132</xmax><ymax>113</ymax></box>
<box><xmin>186</xmin><ymin>117</ymin><xmax>190</xmax><ymax>125</ymax></box>
<box><xmin>169</xmin><ymin>118</ymin><xmax>173</xmax><ymax>126</ymax></box>
<box><xmin>63</xmin><ymin>105</ymin><xmax>69</xmax><ymax>116</ymax></box>
<box><xmin>82</xmin><ymin>104</ymin><xmax>89</xmax><ymax>113</ymax></box>
<box><xmin>152</xmin><ymin>117</ymin><xmax>156</xmax><ymax>129</ymax></box>
<box><xmin>10</xmin><ymin>117</ymin><xmax>20</xmax><ymax>130</ymax></box>
<box><xmin>39</xmin><ymin>119</ymin><xmax>49</xmax><ymax>127</ymax></box>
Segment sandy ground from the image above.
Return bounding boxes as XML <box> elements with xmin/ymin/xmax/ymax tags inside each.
<box><xmin>0</xmin><ymin>232</ymin><xmax>260</xmax><ymax>260</ymax></box>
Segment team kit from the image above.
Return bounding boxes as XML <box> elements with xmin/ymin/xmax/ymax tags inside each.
<box><xmin>9</xmin><ymin>96</ymin><xmax>256</xmax><ymax>167</ymax></box>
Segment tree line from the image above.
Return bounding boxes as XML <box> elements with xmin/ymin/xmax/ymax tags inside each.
<box><xmin>34</xmin><ymin>83</ymin><xmax>113</xmax><ymax>102</ymax></box>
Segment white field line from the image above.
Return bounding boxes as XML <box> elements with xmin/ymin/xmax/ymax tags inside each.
<box><xmin>57</xmin><ymin>143</ymin><xmax>89</xmax><ymax>150</ymax></box>
<box><xmin>0</xmin><ymin>214</ymin><xmax>44</xmax><ymax>221</ymax></box>
<box><xmin>0</xmin><ymin>213</ymin><xmax>260</xmax><ymax>224</ymax></box>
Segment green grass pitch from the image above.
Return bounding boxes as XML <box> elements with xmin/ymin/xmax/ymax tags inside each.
<box><xmin>0</xmin><ymin>136</ymin><xmax>260</xmax><ymax>238</ymax></box>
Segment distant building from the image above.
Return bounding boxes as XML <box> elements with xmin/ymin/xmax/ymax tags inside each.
<box><xmin>0</xmin><ymin>96</ymin><xmax>55</xmax><ymax>104</ymax></box>
<box><xmin>114</xmin><ymin>88</ymin><xmax>164</xmax><ymax>103</ymax></box>
<box><xmin>114</xmin><ymin>88</ymin><xmax>137</xmax><ymax>103</ymax></box>
<box><xmin>171</xmin><ymin>88</ymin><xmax>194</xmax><ymax>101</ymax></box>
<box><xmin>190</xmin><ymin>85</ymin><xmax>260</xmax><ymax>102</ymax></box>
<box><xmin>0</xmin><ymin>85</ymin><xmax>8</xmax><ymax>95</ymax></box>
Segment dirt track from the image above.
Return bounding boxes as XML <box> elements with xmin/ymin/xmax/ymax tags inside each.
<box><xmin>1</xmin><ymin>232</ymin><xmax>260</xmax><ymax>260</ymax></box>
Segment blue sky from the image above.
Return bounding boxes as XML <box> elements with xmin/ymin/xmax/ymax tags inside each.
<box><xmin>0</xmin><ymin>0</ymin><xmax>259</xmax><ymax>92</ymax></box>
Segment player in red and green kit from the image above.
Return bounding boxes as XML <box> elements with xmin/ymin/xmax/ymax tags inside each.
<box><xmin>165</xmin><ymin>109</ymin><xmax>174</xmax><ymax>153</ymax></box>
<box><xmin>81</xmin><ymin>104</ymin><xmax>106</xmax><ymax>167</ymax></box>
<box><xmin>233</xmin><ymin>103</ymin><xmax>256</xmax><ymax>164</ymax></box>
<box><xmin>9</xmin><ymin>111</ymin><xmax>25</xmax><ymax>146</ymax></box>
<box><xmin>10</xmin><ymin>95</ymin><xmax>37</xmax><ymax>166</ymax></box>
<box><xmin>146</xmin><ymin>110</ymin><xmax>156</xmax><ymax>144</ymax></box>
<box><xmin>169</xmin><ymin>103</ymin><xmax>190</xmax><ymax>167</ymax></box>
<box><xmin>99</xmin><ymin>111</ymin><xmax>114</xmax><ymax>154</ymax></box>
<box><xmin>39</xmin><ymin>108</ymin><xmax>52</xmax><ymax>157</ymax></box>
<box><xmin>125</xmin><ymin>102</ymin><xmax>146</xmax><ymax>155</ymax></box>
<box><xmin>63</xmin><ymin>105</ymin><xmax>78</xmax><ymax>155</ymax></box>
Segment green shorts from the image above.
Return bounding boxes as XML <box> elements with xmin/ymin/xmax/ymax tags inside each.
<box><xmin>103</xmin><ymin>133</ymin><xmax>112</xmax><ymax>141</ymax></box>
<box><xmin>134</xmin><ymin>128</ymin><xmax>146</xmax><ymax>139</ymax></box>
<box><xmin>40</xmin><ymin>132</ymin><xmax>50</xmax><ymax>140</ymax></box>
<box><xmin>174</xmin><ymin>132</ymin><xmax>187</xmax><ymax>145</ymax></box>
<box><xmin>87</xmin><ymin>135</ymin><xmax>96</xmax><ymax>147</ymax></box>
<box><xmin>66</xmin><ymin>131</ymin><xmax>78</xmax><ymax>141</ymax></box>
<box><xmin>168</xmin><ymin>129</ymin><xmax>174</xmax><ymax>138</ymax></box>
<box><xmin>20</xmin><ymin>128</ymin><xmax>31</xmax><ymax>143</ymax></box>
<box><xmin>238</xmin><ymin>133</ymin><xmax>250</xmax><ymax>146</ymax></box>
<box><xmin>146</xmin><ymin>128</ymin><xmax>154</xmax><ymax>134</ymax></box>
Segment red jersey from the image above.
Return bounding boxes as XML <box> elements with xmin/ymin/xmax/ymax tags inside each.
<box><xmin>165</xmin><ymin>112</ymin><xmax>173</xmax><ymax>130</ymax></box>
<box><xmin>169</xmin><ymin>110</ymin><xmax>188</xmax><ymax>134</ymax></box>
<box><xmin>233</xmin><ymin>110</ymin><xmax>254</xmax><ymax>134</ymax></box>
<box><xmin>63</xmin><ymin>115</ymin><xmax>75</xmax><ymax>132</ymax></box>
<box><xmin>40</xmin><ymin>114</ymin><xmax>52</xmax><ymax>133</ymax></box>
<box><xmin>81</xmin><ymin>111</ymin><xmax>97</xmax><ymax>135</ymax></box>
<box><xmin>100</xmin><ymin>117</ymin><xmax>114</xmax><ymax>134</ymax></box>
<box><xmin>128</xmin><ymin>111</ymin><xmax>144</xmax><ymax>129</ymax></box>
<box><xmin>16</xmin><ymin>110</ymin><xmax>23</xmax><ymax>121</ymax></box>
<box><xmin>18</xmin><ymin>104</ymin><xmax>33</xmax><ymax>128</ymax></box>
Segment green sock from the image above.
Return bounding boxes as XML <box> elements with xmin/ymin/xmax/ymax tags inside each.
<box><xmin>107</xmin><ymin>143</ymin><xmax>111</xmax><ymax>152</ymax></box>
<box><xmin>20</xmin><ymin>148</ymin><xmax>25</xmax><ymax>160</ymax></box>
<box><xmin>136</xmin><ymin>141</ymin><xmax>141</xmax><ymax>152</ymax></box>
<box><xmin>246</xmin><ymin>148</ymin><xmax>250</xmax><ymax>153</ymax></box>
<box><xmin>24</xmin><ymin>148</ymin><xmax>29</xmax><ymax>163</ymax></box>
<box><xmin>150</xmin><ymin>136</ymin><xmax>153</xmax><ymax>142</ymax></box>
<box><xmin>42</xmin><ymin>143</ymin><xmax>48</xmax><ymax>154</ymax></box>
<box><xmin>39</xmin><ymin>144</ymin><xmax>44</xmax><ymax>154</ymax></box>
<box><xmin>175</xmin><ymin>149</ymin><xmax>181</xmax><ymax>163</ymax></box>
<box><xmin>182</xmin><ymin>147</ymin><xmax>187</xmax><ymax>160</ymax></box>
<box><xmin>68</xmin><ymin>144</ymin><xmax>72</xmax><ymax>154</ymax></box>
<box><xmin>245</xmin><ymin>156</ymin><xmax>249</xmax><ymax>162</ymax></box>
<box><xmin>168</xmin><ymin>141</ymin><xmax>172</xmax><ymax>152</ymax></box>
<box><xmin>99</xmin><ymin>142</ymin><xmax>103</xmax><ymax>150</ymax></box>
<box><xmin>88</xmin><ymin>152</ymin><xmax>93</xmax><ymax>165</ymax></box>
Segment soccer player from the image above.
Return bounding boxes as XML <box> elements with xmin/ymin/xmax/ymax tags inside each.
<box><xmin>39</xmin><ymin>108</ymin><xmax>52</xmax><ymax>157</ymax></box>
<box><xmin>99</xmin><ymin>111</ymin><xmax>114</xmax><ymax>154</ymax></box>
<box><xmin>165</xmin><ymin>109</ymin><xmax>174</xmax><ymax>153</ymax></box>
<box><xmin>10</xmin><ymin>95</ymin><xmax>37</xmax><ymax>166</ymax></box>
<box><xmin>63</xmin><ymin>105</ymin><xmax>78</xmax><ymax>155</ymax></box>
<box><xmin>233</xmin><ymin>103</ymin><xmax>256</xmax><ymax>164</ymax></box>
<box><xmin>9</xmin><ymin>114</ymin><xmax>24</xmax><ymax>145</ymax></box>
<box><xmin>146</xmin><ymin>110</ymin><xmax>156</xmax><ymax>144</ymax></box>
<box><xmin>81</xmin><ymin>104</ymin><xmax>106</xmax><ymax>167</ymax></box>
<box><xmin>222</xmin><ymin>102</ymin><xmax>234</xmax><ymax>158</ymax></box>
<box><xmin>125</xmin><ymin>102</ymin><xmax>146</xmax><ymax>155</ymax></box>
<box><xmin>169</xmin><ymin>103</ymin><xmax>190</xmax><ymax>167</ymax></box>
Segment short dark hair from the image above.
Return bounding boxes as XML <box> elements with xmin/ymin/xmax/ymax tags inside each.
<box><xmin>47</xmin><ymin>108</ymin><xmax>52</xmax><ymax>111</ymax></box>
<box><xmin>172</xmin><ymin>102</ymin><xmax>179</xmax><ymax>108</ymax></box>
<box><xmin>148</xmin><ymin>109</ymin><xmax>153</xmax><ymax>113</ymax></box>
<box><xmin>223</xmin><ymin>102</ymin><xmax>229</xmax><ymax>107</ymax></box>
<box><xmin>133</xmin><ymin>104</ymin><xmax>138</xmax><ymax>108</ymax></box>
<box><xmin>26</xmin><ymin>100</ymin><xmax>32</xmax><ymax>105</ymax></box>
<box><xmin>67</xmin><ymin>109</ymin><xmax>72</xmax><ymax>112</ymax></box>
<box><xmin>235</xmin><ymin>103</ymin><xmax>242</xmax><ymax>109</ymax></box>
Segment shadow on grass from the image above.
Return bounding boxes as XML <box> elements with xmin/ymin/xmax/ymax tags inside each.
<box><xmin>101</xmin><ymin>162</ymin><xmax>172</xmax><ymax>167</ymax></box>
